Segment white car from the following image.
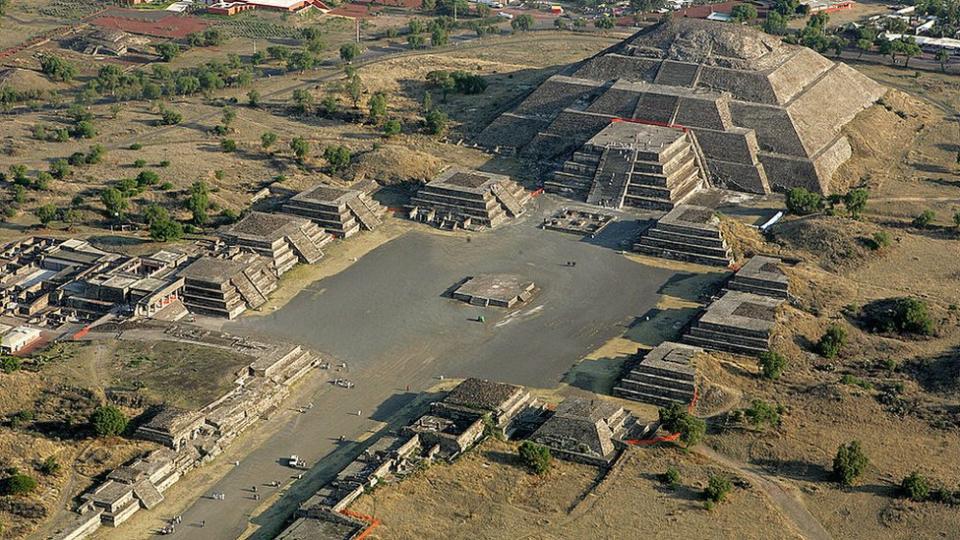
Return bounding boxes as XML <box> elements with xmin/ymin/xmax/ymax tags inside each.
<box><xmin>499</xmin><ymin>11</ymin><xmax>514</xmax><ymax>18</ymax></box>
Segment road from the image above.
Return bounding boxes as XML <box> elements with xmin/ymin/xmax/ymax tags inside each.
<box><xmin>99</xmin><ymin>198</ymin><xmax>677</xmax><ymax>539</ymax></box>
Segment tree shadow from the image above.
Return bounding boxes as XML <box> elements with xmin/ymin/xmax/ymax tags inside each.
<box><xmin>581</xmin><ymin>218</ymin><xmax>646</xmax><ymax>250</ymax></box>
<box><xmin>751</xmin><ymin>457</ymin><xmax>831</xmax><ymax>483</ymax></box>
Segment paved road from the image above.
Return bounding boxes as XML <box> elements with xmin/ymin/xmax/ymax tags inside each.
<box><xmin>119</xmin><ymin>198</ymin><xmax>677</xmax><ymax>539</ymax></box>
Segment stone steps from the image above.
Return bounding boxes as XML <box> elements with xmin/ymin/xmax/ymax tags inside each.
<box><xmin>634</xmin><ymin>243</ymin><xmax>733</xmax><ymax>267</ymax></box>
<box><xmin>616</xmin><ymin>378</ymin><xmax>694</xmax><ymax>402</ymax></box>
<box><xmin>491</xmin><ymin>183</ymin><xmax>525</xmax><ymax>217</ymax></box>
<box><xmin>287</xmin><ymin>229</ymin><xmax>324</xmax><ymax>264</ymax></box>
<box><xmin>626</xmin><ymin>367</ymin><xmax>696</xmax><ymax>389</ymax></box>
<box><xmin>727</xmin><ymin>280</ymin><xmax>789</xmax><ymax>299</ymax></box>
<box><xmin>346</xmin><ymin>197</ymin><xmax>382</xmax><ymax>231</ymax></box>
<box><xmin>644</xmin><ymin>227</ymin><xmax>727</xmax><ymax>249</ymax></box>
<box><xmin>682</xmin><ymin>332</ymin><xmax>769</xmax><ymax>356</ymax></box>
<box><xmin>636</xmin><ymin>236</ymin><xmax>732</xmax><ymax>259</ymax></box>
<box><xmin>613</xmin><ymin>386</ymin><xmax>688</xmax><ymax>407</ymax></box>
<box><xmin>687</xmin><ymin>325</ymin><xmax>770</xmax><ymax>349</ymax></box>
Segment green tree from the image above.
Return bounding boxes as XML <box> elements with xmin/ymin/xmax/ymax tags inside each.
<box><xmin>431</xmin><ymin>25</ymin><xmax>449</xmax><ymax>46</ymax></box>
<box><xmin>34</xmin><ymin>204</ymin><xmax>58</xmax><ymax>226</ymax></box>
<box><xmin>512</xmin><ymin>14</ymin><xmax>535</xmax><ymax>32</ymax></box>
<box><xmin>247</xmin><ymin>89</ymin><xmax>260</xmax><ymax>108</ymax></box>
<box><xmin>743</xmin><ymin>399</ymin><xmax>782</xmax><ymax>428</ymax></box>
<box><xmin>408</xmin><ymin>33</ymin><xmax>427</xmax><ymax>49</ymax></box>
<box><xmin>705</xmin><ymin>475</ymin><xmax>732</xmax><ymax>503</ymax></box>
<box><xmin>912</xmin><ymin>209</ymin><xmax>936</xmax><ymax>228</ymax></box>
<box><xmin>936</xmin><ymin>49</ymin><xmax>950</xmax><ymax>72</ymax></box>
<box><xmin>594</xmin><ymin>16</ymin><xmax>615</xmax><ymax>29</ymax></box>
<box><xmin>833</xmin><ymin>440</ymin><xmax>868</xmax><ymax>486</ymax></box>
<box><xmin>772</xmin><ymin>0</ymin><xmax>799</xmax><ymax>14</ymax></box>
<box><xmin>290</xmin><ymin>136</ymin><xmax>310</xmax><ymax>162</ymax></box>
<box><xmin>323</xmin><ymin>145</ymin><xmax>351</xmax><ymax>172</ymax></box>
<box><xmin>159</xmin><ymin>107</ymin><xmax>183</xmax><ymax>126</ymax></box>
<box><xmin>72</xmin><ymin>120</ymin><xmax>96</xmax><ymax>139</ymax></box>
<box><xmin>368</xmin><ymin>92</ymin><xmax>388</xmax><ymax>123</ymax></box>
<box><xmin>785</xmin><ymin>187</ymin><xmax>823</xmax><ymax>215</ymax></box>
<box><xmin>424</xmin><ymin>108</ymin><xmax>448</xmax><ymax>135</ymax></box>
<box><xmin>292</xmin><ymin>88</ymin><xmax>314</xmax><ymax>115</ymax></box>
<box><xmin>39</xmin><ymin>55</ymin><xmax>76</xmax><ymax>82</ymax></box>
<box><xmin>148</xmin><ymin>208</ymin><xmax>184</xmax><ymax>242</ymax></box>
<box><xmin>154</xmin><ymin>43</ymin><xmax>180</xmax><ymax>62</ymax></box>
<box><xmin>50</xmin><ymin>159</ymin><xmax>70</xmax><ymax>180</ymax></box>
<box><xmin>660</xmin><ymin>466</ymin><xmax>681</xmax><ymax>488</ymax></box>
<box><xmin>261</xmin><ymin>131</ymin><xmax>278</xmax><ymax>150</ymax></box>
<box><xmin>758</xmin><ymin>351</ymin><xmax>786</xmax><ymax>380</ymax></box>
<box><xmin>900</xmin><ymin>471</ymin><xmax>930</xmax><ymax>502</ymax></box>
<box><xmin>856</xmin><ymin>38</ymin><xmax>873</xmax><ymax>59</ymax></box>
<box><xmin>383</xmin><ymin>119</ymin><xmax>402</xmax><ymax>137</ymax></box>
<box><xmin>817</xmin><ymin>324</ymin><xmax>846</xmax><ymax>359</ymax></box>
<box><xmin>0</xmin><ymin>473</ymin><xmax>37</xmax><ymax>496</ymax></box>
<box><xmin>220</xmin><ymin>139</ymin><xmax>237</xmax><ymax>153</ymax></box>
<box><xmin>1</xmin><ymin>355</ymin><xmax>22</xmax><ymax>374</ymax></box>
<box><xmin>731</xmin><ymin>3</ymin><xmax>758</xmax><ymax>22</ymax></box>
<box><xmin>185</xmin><ymin>181</ymin><xmax>210</xmax><ymax>225</ymax></box>
<box><xmin>90</xmin><ymin>405</ymin><xmax>128</xmax><ymax>437</ymax></box>
<box><xmin>339</xmin><ymin>43</ymin><xmax>362</xmax><ymax>63</ymax></box>
<box><xmin>321</xmin><ymin>94</ymin><xmax>339</xmax><ymax>116</ymax></box>
<box><xmin>38</xmin><ymin>456</ymin><xmax>61</xmax><ymax>476</ymax></box>
<box><xmin>517</xmin><ymin>441</ymin><xmax>552</xmax><ymax>475</ymax></box>
<box><xmin>100</xmin><ymin>188</ymin><xmax>128</xmax><ymax>220</ymax></box>
<box><xmin>658</xmin><ymin>403</ymin><xmax>706</xmax><ymax>447</ymax></box>
<box><xmin>345</xmin><ymin>73</ymin><xmax>363</xmax><ymax>108</ymax></box>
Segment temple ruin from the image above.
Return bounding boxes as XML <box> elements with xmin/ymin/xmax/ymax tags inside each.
<box><xmin>634</xmin><ymin>204</ymin><xmax>733</xmax><ymax>266</ymax></box>
<box><xmin>614</xmin><ymin>341</ymin><xmax>700</xmax><ymax>407</ymax></box>
<box><xmin>283</xmin><ymin>184</ymin><xmax>386</xmax><ymax>238</ymax></box>
<box><xmin>682</xmin><ymin>290</ymin><xmax>783</xmax><ymax>356</ymax></box>
<box><xmin>408</xmin><ymin>168</ymin><xmax>531</xmax><ymax>230</ymax></box>
<box><xmin>218</xmin><ymin>211</ymin><xmax>332</xmax><ymax>276</ymax></box>
<box><xmin>450</xmin><ymin>274</ymin><xmax>537</xmax><ymax>308</ymax></box>
<box><xmin>727</xmin><ymin>255</ymin><xmax>790</xmax><ymax>299</ymax></box>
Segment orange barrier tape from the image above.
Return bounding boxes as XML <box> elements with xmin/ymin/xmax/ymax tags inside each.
<box><xmin>341</xmin><ymin>509</ymin><xmax>381</xmax><ymax>540</ymax></box>
<box><xmin>72</xmin><ymin>326</ymin><xmax>92</xmax><ymax>340</ymax></box>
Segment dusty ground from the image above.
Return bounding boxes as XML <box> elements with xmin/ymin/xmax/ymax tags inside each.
<box><xmin>352</xmin><ymin>438</ymin><xmax>801</xmax><ymax>540</ymax></box>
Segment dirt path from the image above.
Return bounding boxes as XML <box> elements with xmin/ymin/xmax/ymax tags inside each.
<box><xmin>695</xmin><ymin>446</ymin><xmax>833</xmax><ymax>540</ymax></box>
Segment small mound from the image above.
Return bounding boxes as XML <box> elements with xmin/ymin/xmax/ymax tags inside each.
<box><xmin>769</xmin><ymin>215</ymin><xmax>883</xmax><ymax>272</ymax></box>
<box><xmin>348</xmin><ymin>145</ymin><xmax>443</xmax><ymax>185</ymax></box>
<box><xmin>0</xmin><ymin>68</ymin><xmax>60</xmax><ymax>94</ymax></box>
<box><xmin>718</xmin><ymin>216</ymin><xmax>778</xmax><ymax>264</ymax></box>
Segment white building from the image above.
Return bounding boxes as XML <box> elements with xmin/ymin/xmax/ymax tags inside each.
<box><xmin>0</xmin><ymin>325</ymin><xmax>42</xmax><ymax>353</ymax></box>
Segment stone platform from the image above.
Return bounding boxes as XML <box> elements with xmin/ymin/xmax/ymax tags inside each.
<box><xmin>682</xmin><ymin>290</ymin><xmax>782</xmax><ymax>356</ymax></box>
<box><xmin>283</xmin><ymin>184</ymin><xmax>386</xmax><ymax>238</ymax></box>
<box><xmin>634</xmin><ymin>204</ymin><xmax>733</xmax><ymax>267</ymax></box>
<box><xmin>451</xmin><ymin>274</ymin><xmax>536</xmax><ymax>308</ymax></box>
<box><xmin>546</xmin><ymin>121</ymin><xmax>705</xmax><ymax>211</ymax></box>
<box><xmin>542</xmin><ymin>208</ymin><xmax>615</xmax><ymax>236</ymax></box>
<box><xmin>408</xmin><ymin>168</ymin><xmax>531</xmax><ymax>230</ymax></box>
<box><xmin>727</xmin><ymin>255</ymin><xmax>789</xmax><ymax>298</ymax></box>
<box><xmin>613</xmin><ymin>341</ymin><xmax>700</xmax><ymax>407</ymax></box>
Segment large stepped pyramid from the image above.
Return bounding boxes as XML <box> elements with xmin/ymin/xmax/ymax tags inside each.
<box><xmin>634</xmin><ymin>204</ymin><xmax>733</xmax><ymax>267</ymax></box>
<box><xmin>614</xmin><ymin>341</ymin><xmax>701</xmax><ymax>407</ymax></box>
<box><xmin>546</xmin><ymin>120</ymin><xmax>704</xmax><ymax>211</ymax></box>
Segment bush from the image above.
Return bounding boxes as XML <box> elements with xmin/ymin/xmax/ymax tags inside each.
<box><xmin>840</xmin><ymin>374</ymin><xmax>873</xmax><ymax>390</ymax></box>
<box><xmin>159</xmin><ymin>182</ymin><xmax>174</xmax><ymax>191</ymax></box>
<box><xmin>159</xmin><ymin>160</ymin><xmax>171</xmax><ymax>168</ymax></box>
<box><xmin>1</xmin><ymin>356</ymin><xmax>22</xmax><ymax>374</ymax></box>
<box><xmin>133</xmin><ymin>159</ymin><xmax>147</xmax><ymax>168</ymax></box>
<box><xmin>785</xmin><ymin>187</ymin><xmax>823</xmax><ymax>215</ymax></box>
<box><xmin>817</xmin><ymin>323</ymin><xmax>846</xmax><ymax>359</ymax></box>
<box><xmin>862</xmin><ymin>297</ymin><xmax>934</xmax><ymax>336</ymax></box>
<box><xmin>0</xmin><ymin>473</ymin><xmax>37</xmax><ymax>496</ymax></box>
<box><xmin>424</xmin><ymin>109</ymin><xmax>448</xmax><ymax>135</ymax></box>
<box><xmin>758</xmin><ymin>351</ymin><xmax>786</xmax><ymax>380</ymax></box>
<box><xmin>517</xmin><ymin>441</ymin><xmax>551</xmax><ymax>475</ymax></box>
<box><xmin>323</xmin><ymin>145</ymin><xmax>351</xmax><ymax>172</ymax></box>
<box><xmin>658</xmin><ymin>403</ymin><xmax>706</xmax><ymax>447</ymax></box>
<box><xmin>136</xmin><ymin>170</ymin><xmax>159</xmax><ymax>187</ymax></box>
<box><xmin>383</xmin><ymin>119</ymin><xmax>401</xmax><ymax>137</ymax></box>
<box><xmin>869</xmin><ymin>231</ymin><xmax>892</xmax><ymax>250</ymax></box>
<box><xmin>833</xmin><ymin>440</ymin><xmax>868</xmax><ymax>486</ymax></box>
<box><xmin>221</xmin><ymin>139</ymin><xmax>237</xmax><ymax>153</ymax></box>
<box><xmin>129</xmin><ymin>143</ymin><xmax>143</xmax><ymax>150</ymax></box>
<box><xmin>912</xmin><ymin>210</ymin><xmax>935</xmax><ymax>228</ymax></box>
<box><xmin>900</xmin><ymin>471</ymin><xmax>930</xmax><ymax>502</ymax></box>
<box><xmin>660</xmin><ymin>466</ymin><xmax>681</xmax><ymax>489</ymax></box>
<box><xmin>90</xmin><ymin>405</ymin><xmax>127</xmax><ymax>437</ymax></box>
<box><xmin>844</xmin><ymin>188</ymin><xmax>869</xmax><ymax>219</ymax></box>
<box><xmin>704</xmin><ymin>475</ymin><xmax>732</xmax><ymax>503</ymax></box>
<box><xmin>38</xmin><ymin>456</ymin><xmax>60</xmax><ymax>476</ymax></box>
<box><xmin>743</xmin><ymin>399</ymin><xmax>782</xmax><ymax>428</ymax></box>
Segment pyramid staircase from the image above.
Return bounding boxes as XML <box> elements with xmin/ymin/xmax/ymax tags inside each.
<box><xmin>232</xmin><ymin>270</ymin><xmax>267</xmax><ymax>308</ymax></box>
<box><xmin>287</xmin><ymin>228</ymin><xmax>324</xmax><ymax>264</ymax></box>
<box><xmin>634</xmin><ymin>205</ymin><xmax>733</xmax><ymax>267</ymax></box>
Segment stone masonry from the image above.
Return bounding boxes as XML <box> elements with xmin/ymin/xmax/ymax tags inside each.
<box><xmin>283</xmin><ymin>184</ymin><xmax>387</xmax><ymax>238</ymax></box>
<box><xmin>218</xmin><ymin>211</ymin><xmax>333</xmax><ymax>276</ymax></box>
<box><xmin>408</xmin><ymin>168</ymin><xmax>531</xmax><ymax>230</ymax></box>
<box><xmin>546</xmin><ymin>120</ymin><xmax>706</xmax><ymax>211</ymax></box>
<box><xmin>682</xmin><ymin>290</ymin><xmax>783</xmax><ymax>356</ymax></box>
<box><xmin>634</xmin><ymin>204</ymin><xmax>733</xmax><ymax>267</ymax></box>
<box><xmin>614</xmin><ymin>341</ymin><xmax>701</xmax><ymax>407</ymax></box>
<box><xmin>727</xmin><ymin>255</ymin><xmax>790</xmax><ymax>299</ymax></box>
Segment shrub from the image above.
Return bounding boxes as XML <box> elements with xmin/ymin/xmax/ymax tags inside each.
<box><xmin>0</xmin><ymin>473</ymin><xmax>37</xmax><ymax>496</ymax></box>
<box><xmin>1</xmin><ymin>356</ymin><xmax>22</xmax><ymax>374</ymax></box>
<box><xmin>743</xmin><ymin>399</ymin><xmax>782</xmax><ymax>428</ymax></box>
<box><xmin>869</xmin><ymin>231</ymin><xmax>892</xmax><ymax>250</ymax></box>
<box><xmin>863</xmin><ymin>297</ymin><xmax>934</xmax><ymax>336</ymax></box>
<box><xmin>38</xmin><ymin>456</ymin><xmax>60</xmax><ymax>476</ymax></box>
<box><xmin>323</xmin><ymin>145</ymin><xmax>351</xmax><ymax>172</ymax></box>
<box><xmin>833</xmin><ymin>440</ymin><xmax>868</xmax><ymax>486</ymax></box>
<box><xmin>133</xmin><ymin>159</ymin><xmax>147</xmax><ymax>168</ymax></box>
<box><xmin>840</xmin><ymin>374</ymin><xmax>873</xmax><ymax>390</ymax></box>
<box><xmin>159</xmin><ymin>160</ymin><xmax>171</xmax><ymax>168</ymax></box>
<box><xmin>136</xmin><ymin>171</ymin><xmax>159</xmax><ymax>187</ymax></box>
<box><xmin>129</xmin><ymin>143</ymin><xmax>143</xmax><ymax>150</ymax></box>
<box><xmin>220</xmin><ymin>139</ymin><xmax>237</xmax><ymax>153</ymax></box>
<box><xmin>517</xmin><ymin>441</ymin><xmax>551</xmax><ymax>475</ymax></box>
<box><xmin>912</xmin><ymin>210</ymin><xmax>935</xmax><ymax>228</ymax></box>
<box><xmin>817</xmin><ymin>323</ymin><xmax>846</xmax><ymax>359</ymax></box>
<box><xmin>704</xmin><ymin>475</ymin><xmax>732</xmax><ymax>503</ymax></box>
<box><xmin>424</xmin><ymin>108</ymin><xmax>448</xmax><ymax>135</ymax></box>
<box><xmin>843</xmin><ymin>188</ymin><xmax>869</xmax><ymax>219</ymax></box>
<box><xmin>159</xmin><ymin>182</ymin><xmax>174</xmax><ymax>191</ymax></box>
<box><xmin>660</xmin><ymin>466</ymin><xmax>681</xmax><ymax>489</ymax></box>
<box><xmin>90</xmin><ymin>405</ymin><xmax>127</xmax><ymax>437</ymax></box>
<box><xmin>658</xmin><ymin>403</ymin><xmax>706</xmax><ymax>447</ymax></box>
<box><xmin>785</xmin><ymin>187</ymin><xmax>823</xmax><ymax>215</ymax></box>
<box><xmin>758</xmin><ymin>351</ymin><xmax>786</xmax><ymax>380</ymax></box>
<box><xmin>900</xmin><ymin>471</ymin><xmax>930</xmax><ymax>502</ymax></box>
<box><xmin>49</xmin><ymin>159</ymin><xmax>70</xmax><ymax>180</ymax></box>
<box><xmin>383</xmin><ymin>119</ymin><xmax>401</xmax><ymax>137</ymax></box>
